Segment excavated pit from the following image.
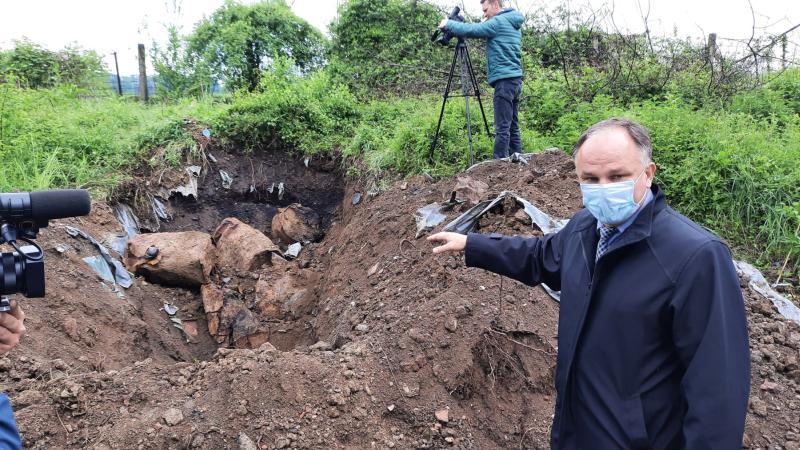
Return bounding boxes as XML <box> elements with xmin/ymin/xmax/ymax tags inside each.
<box><xmin>155</xmin><ymin>149</ymin><xmax>344</xmax><ymax>239</ymax></box>
<box><xmin>107</xmin><ymin>146</ymin><xmax>347</xmax><ymax>357</ymax></box>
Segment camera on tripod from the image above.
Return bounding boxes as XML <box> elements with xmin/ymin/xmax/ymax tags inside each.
<box><xmin>428</xmin><ymin>6</ymin><xmax>491</xmax><ymax>166</ymax></box>
<box><xmin>0</xmin><ymin>190</ymin><xmax>91</xmax><ymax>309</ymax></box>
<box><xmin>431</xmin><ymin>6</ymin><xmax>465</xmax><ymax>46</ymax></box>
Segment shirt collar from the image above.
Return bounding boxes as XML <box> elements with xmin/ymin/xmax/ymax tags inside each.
<box><xmin>595</xmin><ymin>188</ymin><xmax>654</xmax><ymax>235</ymax></box>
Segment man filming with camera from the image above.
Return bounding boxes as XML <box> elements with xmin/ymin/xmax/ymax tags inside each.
<box><xmin>438</xmin><ymin>0</ymin><xmax>524</xmax><ymax>159</ymax></box>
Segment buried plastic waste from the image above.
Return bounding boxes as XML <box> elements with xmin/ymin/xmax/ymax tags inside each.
<box><xmin>440</xmin><ymin>191</ymin><xmax>567</xmax><ymax>302</ymax></box>
<box><xmin>220</xmin><ymin>170</ymin><xmax>233</xmax><ymax>189</ymax></box>
<box><xmin>414</xmin><ymin>195</ymin><xmax>463</xmax><ymax>239</ymax></box>
<box><xmin>442</xmin><ymin>191</ymin><xmax>568</xmax><ymax>236</ymax></box>
<box><xmin>161</xmin><ymin>303</ymin><xmax>187</xmax><ymax>336</ymax></box>
<box><xmin>735</xmin><ymin>260</ymin><xmax>800</xmax><ymax>326</ymax></box>
<box><xmin>65</xmin><ymin>225</ymin><xmax>133</xmax><ymax>288</ymax></box>
<box><xmin>167</xmin><ymin>166</ymin><xmax>201</xmax><ymax>199</ymax></box>
<box><xmin>285</xmin><ymin>242</ymin><xmax>302</xmax><ymax>259</ymax></box>
<box><xmin>82</xmin><ymin>256</ymin><xmax>115</xmax><ymax>284</ymax></box>
<box><xmin>111</xmin><ymin>203</ymin><xmax>140</xmax><ymax>255</ymax></box>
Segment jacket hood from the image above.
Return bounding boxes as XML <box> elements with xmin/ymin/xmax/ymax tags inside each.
<box><xmin>497</xmin><ymin>8</ymin><xmax>524</xmax><ymax>29</ymax></box>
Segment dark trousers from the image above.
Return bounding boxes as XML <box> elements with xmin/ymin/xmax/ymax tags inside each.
<box><xmin>492</xmin><ymin>77</ymin><xmax>522</xmax><ymax>159</ymax></box>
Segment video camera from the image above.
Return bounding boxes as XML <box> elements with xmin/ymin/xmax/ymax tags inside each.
<box><xmin>431</xmin><ymin>6</ymin><xmax>465</xmax><ymax>46</ymax></box>
<box><xmin>0</xmin><ymin>189</ymin><xmax>91</xmax><ymax>309</ymax></box>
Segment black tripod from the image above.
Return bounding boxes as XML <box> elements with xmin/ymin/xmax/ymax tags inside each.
<box><xmin>429</xmin><ymin>38</ymin><xmax>492</xmax><ymax>166</ymax></box>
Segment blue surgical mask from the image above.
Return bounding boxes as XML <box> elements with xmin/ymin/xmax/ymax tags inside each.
<box><xmin>580</xmin><ymin>170</ymin><xmax>646</xmax><ymax>225</ymax></box>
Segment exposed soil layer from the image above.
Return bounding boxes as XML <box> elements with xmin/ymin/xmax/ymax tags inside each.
<box><xmin>3</xmin><ymin>143</ymin><xmax>799</xmax><ymax>449</ymax></box>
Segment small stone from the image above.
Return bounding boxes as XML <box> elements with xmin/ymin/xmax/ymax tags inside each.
<box><xmin>355</xmin><ymin>323</ymin><xmax>369</xmax><ymax>333</ymax></box>
<box><xmin>435</xmin><ymin>409</ymin><xmax>449</xmax><ymax>423</ymax></box>
<box><xmin>402</xmin><ymin>383</ymin><xmax>420</xmax><ymax>398</ymax></box>
<box><xmin>309</xmin><ymin>341</ymin><xmax>331</xmax><ymax>351</ymax></box>
<box><xmin>238</xmin><ymin>433</ymin><xmax>258</xmax><ymax>450</ymax></box>
<box><xmin>750</xmin><ymin>397</ymin><xmax>768</xmax><ymax>417</ymax></box>
<box><xmin>408</xmin><ymin>328</ymin><xmax>427</xmax><ymax>343</ymax></box>
<box><xmin>760</xmin><ymin>380</ymin><xmax>780</xmax><ymax>392</ymax></box>
<box><xmin>62</xmin><ymin>317</ymin><xmax>79</xmax><ymax>340</ymax></box>
<box><xmin>163</xmin><ymin>408</ymin><xmax>184</xmax><ymax>426</ymax></box>
<box><xmin>387</xmin><ymin>404</ymin><xmax>395</xmax><ymax>412</ymax></box>
<box><xmin>367</xmin><ymin>263</ymin><xmax>380</xmax><ymax>277</ymax></box>
<box><xmin>275</xmin><ymin>437</ymin><xmax>291</xmax><ymax>449</ymax></box>
<box><xmin>444</xmin><ymin>318</ymin><xmax>458</xmax><ymax>333</ymax></box>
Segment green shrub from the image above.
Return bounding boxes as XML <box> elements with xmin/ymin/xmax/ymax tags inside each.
<box><xmin>328</xmin><ymin>0</ymin><xmax>456</xmax><ymax>95</ymax></box>
<box><xmin>214</xmin><ymin>66</ymin><xmax>359</xmax><ymax>153</ymax></box>
<box><xmin>0</xmin><ymin>39</ymin><xmax>106</xmax><ymax>90</ymax></box>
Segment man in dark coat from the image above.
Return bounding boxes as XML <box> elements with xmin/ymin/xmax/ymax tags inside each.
<box><xmin>428</xmin><ymin>118</ymin><xmax>750</xmax><ymax>449</ymax></box>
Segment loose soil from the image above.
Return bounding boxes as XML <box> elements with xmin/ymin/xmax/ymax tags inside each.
<box><xmin>3</xmin><ymin>140</ymin><xmax>799</xmax><ymax>449</ymax></box>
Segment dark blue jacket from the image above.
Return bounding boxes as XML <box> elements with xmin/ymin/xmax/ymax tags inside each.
<box><xmin>445</xmin><ymin>8</ymin><xmax>524</xmax><ymax>85</ymax></box>
<box><xmin>0</xmin><ymin>393</ymin><xmax>21</xmax><ymax>449</ymax></box>
<box><xmin>465</xmin><ymin>185</ymin><xmax>750</xmax><ymax>449</ymax></box>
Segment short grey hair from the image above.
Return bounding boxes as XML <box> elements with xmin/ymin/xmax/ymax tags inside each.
<box><xmin>572</xmin><ymin>118</ymin><xmax>652</xmax><ymax>165</ymax></box>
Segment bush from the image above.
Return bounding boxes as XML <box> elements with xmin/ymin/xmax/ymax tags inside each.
<box><xmin>328</xmin><ymin>0</ymin><xmax>456</xmax><ymax>95</ymax></box>
<box><xmin>0</xmin><ymin>39</ymin><xmax>106</xmax><ymax>90</ymax></box>
<box><xmin>214</xmin><ymin>65</ymin><xmax>359</xmax><ymax>153</ymax></box>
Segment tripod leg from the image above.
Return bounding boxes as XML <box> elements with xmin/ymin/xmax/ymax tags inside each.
<box><xmin>459</xmin><ymin>45</ymin><xmax>476</xmax><ymax>167</ymax></box>
<box><xmin>463</xmin><ymin>45</ymin><xmax>492</xmax><ymax>137</ymax></box>
<box><xmin>428</xmin><ymin>45</ymin><xmax>460</xmax><ymax>162</ymax></box>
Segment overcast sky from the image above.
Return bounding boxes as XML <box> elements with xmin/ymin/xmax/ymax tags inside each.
<box><xmin>1</xmin><ymin>0</ymin><xmax>797</xmax><ymax>75</ymax></box>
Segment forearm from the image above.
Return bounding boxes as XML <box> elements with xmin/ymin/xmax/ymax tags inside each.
<box><xmin>464</xmin><ymin>233</ymin><xmax>561</xmax><ymax>288</ymax></box>
<box><xmin>445</xmin><ymin>19</ymin><xmax>497</xmax><ymax>39</ymax></box>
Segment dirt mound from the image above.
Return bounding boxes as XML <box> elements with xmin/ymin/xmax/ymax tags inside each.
<box><xmin>3</xmin><ymin>145</ymin><xmax>799</xmax><ymax>449</ymax></box>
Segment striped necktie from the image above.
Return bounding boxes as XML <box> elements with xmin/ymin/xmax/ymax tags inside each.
<box><xmin>596</xmin><ymin>225</ymin><xmax>618</xmax><ymax>261</ymax></box>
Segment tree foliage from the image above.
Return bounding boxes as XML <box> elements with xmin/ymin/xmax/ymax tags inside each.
<box><xmin>174</xmin><ymin>0</ymin><xmax>325</xmax><ymax>93</ymax></box>
<box><xmin>0</xmin><ymin>39</ymin><xmax>106</xmax><ymax>90</ymax></box>
<box><xmin>328</xmin><ymin>0</ymin><xmax>460</xmax><ymax>95</ymax></box>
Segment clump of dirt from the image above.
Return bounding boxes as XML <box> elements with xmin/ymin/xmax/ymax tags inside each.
<box><xmin>3</xmin><ymin>140</ymin><xmax>799</xmax><ymax>449</ymax></box>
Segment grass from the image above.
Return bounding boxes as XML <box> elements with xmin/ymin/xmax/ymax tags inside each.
<box><xmin>0</xmin><ymin>84</ymin><xmax>218</xmax><ymax>192</ymax></box>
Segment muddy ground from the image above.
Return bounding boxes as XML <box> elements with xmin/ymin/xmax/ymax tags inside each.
<box><xmin>2</xmin><ymin>136</ymin><xmax>799</xmax><ymax>449</ymax></box>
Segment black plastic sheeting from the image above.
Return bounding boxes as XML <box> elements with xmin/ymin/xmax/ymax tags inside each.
<box><xmin>442</xmin><ymin>190</ymin><xmax>568</xmax><ymax>235</ymax></box>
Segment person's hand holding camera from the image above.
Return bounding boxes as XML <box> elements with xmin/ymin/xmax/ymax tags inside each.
<box><xmin>0</xmin><ymin>299</ymin><xmax>25</xmax><ymax>355</ymax></box>
<box><xmin>438</xmin><ymin>17</ymin><xmax>448</xmax><ymax>29</ymax></box>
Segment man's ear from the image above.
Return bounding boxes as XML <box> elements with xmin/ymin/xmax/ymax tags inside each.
<box><xmin>646</xmin><ymin>162</ymin><xmax>657</xmax><ymax>187</ymax></box>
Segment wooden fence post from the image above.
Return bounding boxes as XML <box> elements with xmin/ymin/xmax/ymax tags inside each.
<box><xmin>138</xmin><ymin>44</ymin><xmax>149</xmax><ymax>102</ymax></box>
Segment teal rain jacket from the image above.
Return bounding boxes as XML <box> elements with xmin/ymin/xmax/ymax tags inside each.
<box><xmin>445</xmin><ymin>8</ymin><xmax>524</xmax><ymax>86</ymax></box>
